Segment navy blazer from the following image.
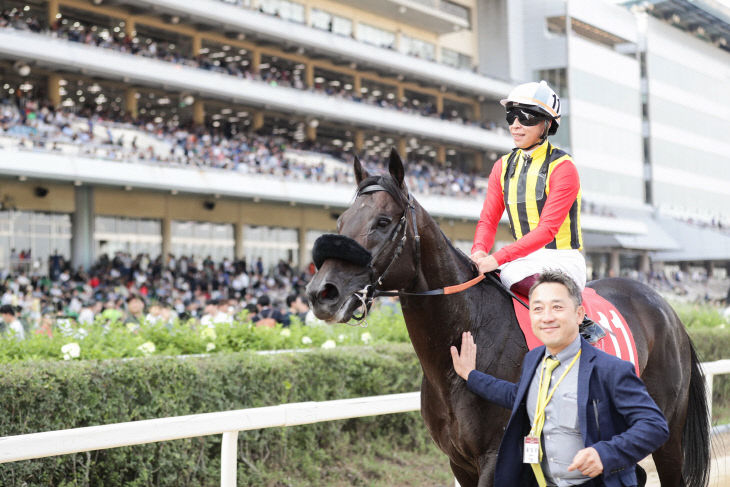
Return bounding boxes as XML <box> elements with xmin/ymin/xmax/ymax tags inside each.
<box><xmin>466</xmin><ymin>337</ymin><xmax>669</xmax><ymax>487</ymax></box>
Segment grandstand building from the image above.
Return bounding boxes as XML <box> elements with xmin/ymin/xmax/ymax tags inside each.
<box><xmin>0</xmin><ymin>0</ymin><xmax>728</xmax><ymax>281</ymax></box>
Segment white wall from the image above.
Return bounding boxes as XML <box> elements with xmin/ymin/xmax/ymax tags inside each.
<box><xmin>645</xmin><ymin>16</ymin><xmax>730</xmax><ymax>219</ymax></box>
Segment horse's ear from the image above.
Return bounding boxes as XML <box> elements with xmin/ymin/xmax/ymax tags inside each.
<box><xmin>354</xmin><ymin>155</ymin><xmax>369</xmax><ymax>185</ymax></box>
<box><xmin>388</xmin><ymin>147</ymin><xmax>405</xmax><ymax>189</ymax></box>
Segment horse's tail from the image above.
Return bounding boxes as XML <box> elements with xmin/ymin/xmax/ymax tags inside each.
<box><xmin>682</xmin><ymin>340</ymin><xmax>710</xmax><ymax>487</ymax></box>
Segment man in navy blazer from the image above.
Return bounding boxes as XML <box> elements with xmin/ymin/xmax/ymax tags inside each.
<box><xmin>451</xmin><ymin>270</ymin><xmax>669</xmax><ymax>487</ymax></box>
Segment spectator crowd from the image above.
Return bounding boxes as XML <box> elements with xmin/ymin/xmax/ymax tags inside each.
<box><xmin>0</xmin><ymin>251</ymin><xmax>315</xmax><ymax>340</ymax></box>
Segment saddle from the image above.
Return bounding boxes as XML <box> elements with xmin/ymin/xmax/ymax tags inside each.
<box><xmin>511</xmin><ymin>288</ymin><xmax>640</xmax><ymax>376</ymax></box>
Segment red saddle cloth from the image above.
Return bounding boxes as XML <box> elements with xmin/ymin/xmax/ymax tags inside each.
<box><xmin>512</xmin><ymin>287</ymin><xmax>640</xmax><ymax>376</ymax></box>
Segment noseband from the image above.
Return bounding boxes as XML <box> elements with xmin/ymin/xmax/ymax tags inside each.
<box><xmin>312</xmin><ymin>181</ymin><xmax>421</xmax><ymax>324</ymax></box>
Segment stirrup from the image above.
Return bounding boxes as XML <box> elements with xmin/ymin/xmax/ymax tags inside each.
<box><xmin>579</xmin><ymin>316</ymin><xmax>606</xmax><ymax>344</ymax></box>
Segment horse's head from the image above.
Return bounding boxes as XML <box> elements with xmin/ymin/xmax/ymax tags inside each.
<box><xmin>307</xmin><ymin>148</ymin><xmax>418</xmax><ymax>323</ymax></box>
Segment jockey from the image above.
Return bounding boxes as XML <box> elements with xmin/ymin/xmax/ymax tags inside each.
<box><xmin>470</xmin><ymin>80</ymin><xmax>604</xmax><ymax>343</ymax></box>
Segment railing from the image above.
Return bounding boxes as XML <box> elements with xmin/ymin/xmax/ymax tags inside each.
<box><xmin>0</xmin><ymin>361</ymin><xmax>727</xmax><ymax>486</ymax></box>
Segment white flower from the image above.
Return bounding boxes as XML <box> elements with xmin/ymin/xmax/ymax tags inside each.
<box><xmin>280</xmin><ymin>328</ymin><xmax>291</xmax><ymax>337</ymax></box>
<box><xmin>75</xmin><ymin>328</ymin><xmax>88</xmax><ymax>339</ymax></box>
<box><xmin>301</xmin><ymin>336</ymin><xmax>312</xmax><ymax>344</ymax></box>
<box><xmin>360</xmin><ymin>332</ymin><xmax>372</xmax><ymax>344</ymax></box>
<box><xmin>337</xmin><ymin>334</ymin><xmax>346</xmax><ymax>342</ymax></box>
<box><xmin>201</xmin><ymin>327</ymin><xmax>217</xmax><ymax>340</ymax></box>
<box><xmin>321</xmin><ymin>339</ymin><xmax>336</xmax><ymax>349</ymax></box>
<box><xmin>206</xmin><ymin>342</ymin><xmax>216</xmax><ymax>352</ymax></box>
<box><xmin>137</xmin><ymin>341</ymin><xmax>156</xmax><ymax>355</ymax></box>
<box><xmin>61</xmin><ymin>342</ymin><xmax>81</xmax><ymax>360</ymax></box>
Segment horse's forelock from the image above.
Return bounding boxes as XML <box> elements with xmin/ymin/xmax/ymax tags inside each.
<box><xmin>356</xmin><ymin>175</ymin><xmax>408</xmax><ymax>208</ymax></box>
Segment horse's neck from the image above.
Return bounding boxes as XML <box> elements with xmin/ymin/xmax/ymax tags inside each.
<box><xmin>399</xmin><ymin>218</ymin><xmax>521</xmax><ymax>392</ymax></box>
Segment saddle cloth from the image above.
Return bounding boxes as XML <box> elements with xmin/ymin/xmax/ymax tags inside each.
<box><xmin>512</xmin><ymin>287</ymin><xmax>640</xmax><ymax>376</ymax></box>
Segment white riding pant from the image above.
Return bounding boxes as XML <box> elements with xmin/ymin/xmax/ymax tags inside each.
<box><xmin>498</xmin><ymin>248</ymin><xmax>587</xmax><ymax>290</ymax></box>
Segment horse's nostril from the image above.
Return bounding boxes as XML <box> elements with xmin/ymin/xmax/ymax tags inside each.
<box><xmin>320</xmin><ymin>283</ymin><xmax>339</xmax><ymax>302</ymax></box>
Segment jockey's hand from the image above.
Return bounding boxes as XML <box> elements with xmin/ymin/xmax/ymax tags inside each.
<box><xmin>450</xmin><ymin>331</ymin><xmax>476</xmax><ymax>381</ymax></box>
<box><xmin>470</xmin><ymin>250</ymin><xmax>488</xmax><ymax>262</ymax></box>
<box><xmin>475</xmin><ymin>254</ymin><xmax>499</xmax><ymax>274</ymax></box>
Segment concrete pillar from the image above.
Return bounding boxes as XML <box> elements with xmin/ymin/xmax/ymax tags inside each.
<box><xmin>397</xmin><ymin>85</ymin><xmax>405</xmax><ymax>103</ymax></box>
<box><xmin>251</xmin><ymin>49</ymin><xmax>261</xmax><ymax>74</ymax></box>
<box><xmin>161</xmin><ymin>217</ymin><xmax>171</xmax><ymax>259</ymax></box>
<box><xmin>303</xmin><ymin>4</ymin><xmax>311</xmax><ymax>26</ymax></box>
<box><xmin>234</xmin><ymin>222</ymin><xmax>244</xmax><ymax>260</ymax></box>
<box><xmin>71</xmin><ymin>186</ymin><xmax>94</xmax><ymax>271</ymax></box>
<box><xmin>298</xmin><ymin>227</ymin><xmax>308</xmax><ymax>271</ymax></box>
<box><xmin>353</xmin><ymin>75</ymin><xmax>362</xmax><ymax>98</ymax></box>
<box><xmin>472</xmin><ymin>101</ymin><xmax>481</xmax><ymax>121</ymax></box>
<box><xmin>437</xmin><ymin>146</ymin><xmax>446</xmax><ymax>165</ymax></box>
<box><xmin>397</xmin><ymin>138</ymin><xmax>407</xmax><ymax>158</ymax></box>
<box><xmin>609</xmin><ymin>250</ymin><xmax>621</xmax><ymax>278</ymax></box>
<box><xmin>436</xmin><ymin>94</ymin><xmax>444</xmax><ymax>115</ymax></box>
<box><xmin>705</xmin><ymin>260</ymin><xmax>714</xmax><ymax>279</ymax></box>
<box><xmin>305</xmin><ymin>63</ymin><xmax>314</xmax><ymax>88</ymax></box>
<box><xmin>394</xmin><ymin>30</ymin><xmax>402</xmax><ymax>52</ymax></box>
<box><xmin>306</xmin><ymin>124</ymin><xmax>317</xmax><ymax>142</ymax></box>
<box><xmin>252</xmin><ymin>111</ymin><xmax>264</xmax><ymax>131</ymax></box>
<box><xmin>125</xmin><ymin>17</ymin><xmax>136</xmax><ymax>38</ymax></box>
<box><xmin>192</xmin><ymin>34</ymin><xmax>202</xmax><ymax>56</ymax></box>
<box><xmin>47</xmin><ymin>0</ymin><xmax>59</xmax><ymax>27</ymax></box>
<box><xmin>639</xmin><ymin>252</ymin><xmax>651</xmax><ymax>275</ymax></box>
<box><xmin>48</xmin><ymin>74</ymin><xmax>61</xmax><ymax>107</ymax></box>
<box><xmin>354</xmin><ymin>130</ymin><xmax>364</xmax><ymax>153</ymax></box>
<box><xmin>474</xmin><ymin>151</ymin><xmax>484</xmax><ymax>173</ymax></box>
<box><xmin>125</xmin><ymin>88</ymin><xmax>138</xmax><ymax>118</ymax></box>
<box><xmin>193</xmin><ymin>100</ymin><xmax>205</xmax><ymax>125</ymax></box>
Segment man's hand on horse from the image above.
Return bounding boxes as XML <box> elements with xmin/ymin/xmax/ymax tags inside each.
<box><xmin>450</xmin><ymin>331</ymin><xmax>476</xmax><ymax>381</ymax></box>
<box><xmin>568</xmin><ymin>447</ymin><xmax>603</xmax><ymax>478</ymax></box>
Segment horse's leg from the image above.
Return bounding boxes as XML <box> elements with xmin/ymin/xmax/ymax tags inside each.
<box><xmin>450</xmin><ymin>459</ymin><xmax>479</xmax><ymax>487</ymax></box>
<box><xmin>652</xmin><ymin>432</ymin><xmax>684</xmax><ymax>487</ymax></box>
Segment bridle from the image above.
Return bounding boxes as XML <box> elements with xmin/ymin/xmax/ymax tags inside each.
<box><xmin>312</xmin><ymin>179</ymin><xmax>528</xmax><ymax>326</ymax></box>
<box><xmin>347</xmin><ymin>182</ymin><xmax>420</xmax><ymax>324</ymax></box>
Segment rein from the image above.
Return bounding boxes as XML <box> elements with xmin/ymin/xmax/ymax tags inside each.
<box><xmin>342</xmin><ymin>181</ymin><xmax>529</xmax><ymax>325</ymax></box>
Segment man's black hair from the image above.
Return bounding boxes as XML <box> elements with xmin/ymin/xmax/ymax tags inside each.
<box><xmin>0</xmin><ymin>304</ymin><xmax>15</xmax><ymax>316</ymax></box>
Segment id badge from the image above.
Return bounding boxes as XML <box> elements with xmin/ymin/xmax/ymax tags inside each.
<box><xmin>523</xmin><ymin>436</ymin><xmax>540</xmax><ymax>464</ymax></box>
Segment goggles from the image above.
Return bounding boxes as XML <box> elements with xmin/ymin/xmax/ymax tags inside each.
<box><xmin>505</xmin><ymin>107</ymin><xmax>547</xmax><ymax>126</ymax></box>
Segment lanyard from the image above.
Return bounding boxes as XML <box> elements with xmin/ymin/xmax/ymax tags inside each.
<box><xmin>529</xmin><ymin>349</ymin><xmax>582</xmax><ymax>436</ymax></box>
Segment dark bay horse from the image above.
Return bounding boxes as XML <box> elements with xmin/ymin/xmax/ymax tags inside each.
<box><xmin>306</xmin><ymin>149</ymin><xmax>709</xmax><ymax>487</ymax></box>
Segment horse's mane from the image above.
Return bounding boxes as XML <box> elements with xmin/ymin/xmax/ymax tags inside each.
<box><xmin>356</xmin><ymin>173</ymin><xmax>478</xmax><ymax>277</ymax></box>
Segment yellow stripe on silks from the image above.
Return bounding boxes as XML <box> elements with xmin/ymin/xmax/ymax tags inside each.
<box><xmin>523</xmin><ymin>156</ymin><xmax>541</xmax><ymax>233</ymax></box>
<box><xmin>506</xmin><ymin>154</ymin><xmax>525</xmax><ymax>239</ymax></box>
<box><xmin>546</xmin><ymin>157</ymin><xmax>582</xmax><ymax>250</ymax></box>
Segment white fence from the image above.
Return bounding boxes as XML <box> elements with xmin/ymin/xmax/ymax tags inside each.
<box><xmin>0</xmin><ymin>361</ymin><xmax>728</xmax><ymax>486</ymax></box>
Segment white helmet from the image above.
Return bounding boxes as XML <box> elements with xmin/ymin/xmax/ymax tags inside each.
<box><xmin>500</xmin><ymin>80</ymin><xmax>561</xmax><ymax>135</ymax></box>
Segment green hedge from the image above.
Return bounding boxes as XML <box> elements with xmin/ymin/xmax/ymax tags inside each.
<box><xmin>0</xmin><ymin>326</ymin><xmax>727</xmax><ymax>486</ymax></box>
<box><xmin>0</xmin><ymin>344</ymin><xmax>428</xmax><ymax>486</ymax></box>
<box><xmin>687</xmin><ymin>328</ymin><xmax>730</xmax><ymax>424</ymax></box>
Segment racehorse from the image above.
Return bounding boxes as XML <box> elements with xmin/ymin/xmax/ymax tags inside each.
<box><xmin>306</xmin><ymin>149</ymin><xmax>709</xmax><ymax>487</ymax></box>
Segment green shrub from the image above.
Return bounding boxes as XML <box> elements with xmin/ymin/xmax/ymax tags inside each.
<box><xmin>0</xmin><ymin>344</ymin><xmax>429</xmax><ymax>486</ymax></box>
<box><xmin>0</xmin><ymin>306</ymin><xmax>409</xmax><ymax>363</ymax></box>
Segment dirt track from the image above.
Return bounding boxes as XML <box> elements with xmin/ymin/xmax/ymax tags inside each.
<box><xmin>642</xmin><ymin>431</ymin><xmax>730</xmax><ymax>487</ymax></box>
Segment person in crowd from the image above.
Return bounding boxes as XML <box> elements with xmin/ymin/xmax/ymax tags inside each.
<box><xmin>450</xmin><ymin>270</ymin><xmax>668</xmax><ymax>487</ymax></box>
<box><xmin>281</xmin><ymin>294</ymin><xmax>309</xmax><ymax>327</ymax></box>
<box><xmin>253</xmin><ymin>294</ymin><xmax>283</xmax><ymax>328</ymax></box>
<box><xmin>0</xmin><ymin>304</ymin><xmax>25</xmax><ymax>339</ymax></box>
<box><xmin>470</xmin><ymin>80</ymin><xmax>603</xmax><ymax>342</ymax></box>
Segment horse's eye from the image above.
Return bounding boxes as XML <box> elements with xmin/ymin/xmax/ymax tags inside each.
<box><xmin>377</xmin><ymin>217</ymin><xmax>392</xmax><ymax>228</ymax></box>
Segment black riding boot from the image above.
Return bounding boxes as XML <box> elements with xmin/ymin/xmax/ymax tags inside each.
<box><xmin>579</xmin><ymin>315</ymin><xmax>606</xmax><ymax>344</ymax></box>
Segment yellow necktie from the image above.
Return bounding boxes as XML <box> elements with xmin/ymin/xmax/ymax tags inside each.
<box><xmin>531</xmin><ymin>356</ymin><xmax>560</xmax><ymax>487</ymax></box>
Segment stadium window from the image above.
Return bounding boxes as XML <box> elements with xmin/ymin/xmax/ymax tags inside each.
<box><xmin>310</xmin><ymin>9</ymin><xmax>352</xmax><ymax>37</ymax></box>
<box><xmin>357</xmin><ymin>23</ymin><xmax>395</xmax><ymax>49</ymax></box>
<box><xmin>441</xmin><ymin>47</ymin><xmax>472</xmax><ymax>70</ymax></box>
<box><xmin>258</xmin><ymin>0</ymin><xmax>305</xmax><ymax>24</ymax></box>
<box><xmin>243</xmin><ymin>225</ymin><xmax>298</xmax><ymax>269</ymax></box>
<box><xmin>400</xmin><ymin>34</ymin><xmax>436</xmax><ymax>61</ymax></box>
